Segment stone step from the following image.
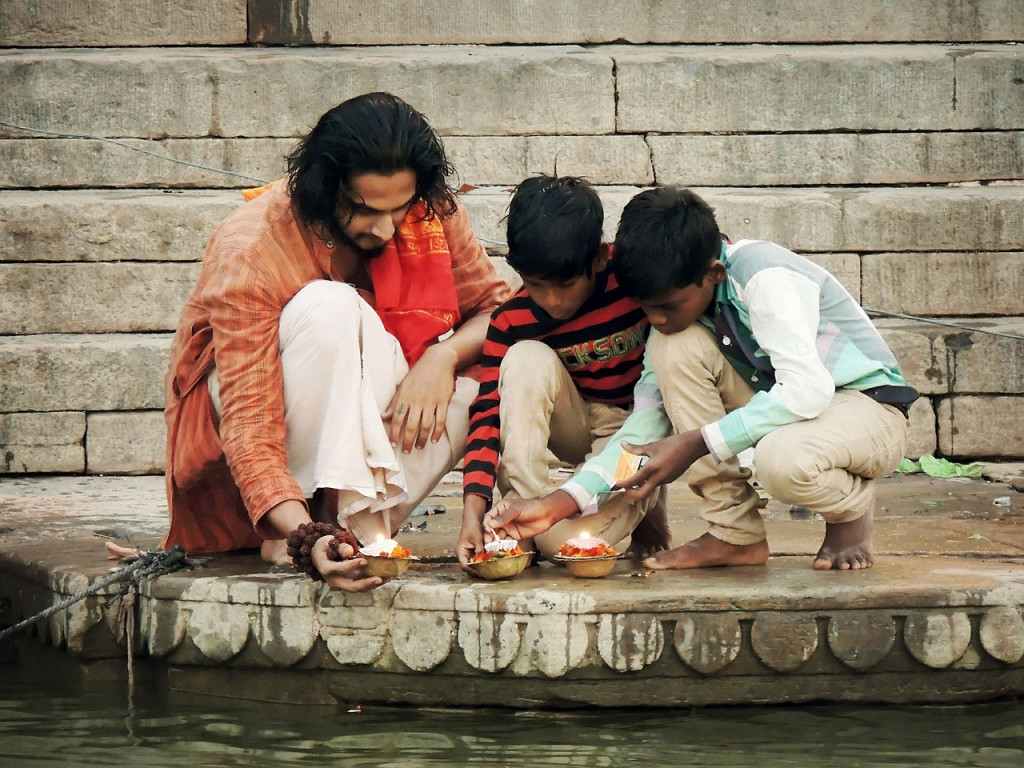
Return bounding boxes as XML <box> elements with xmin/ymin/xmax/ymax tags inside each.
<box><xmin>5</xmin><ymin>184</ymin><xmax>1022</xmax><ymax>267</ymax></box>
<box><xmin>3</xmin><ymin>187</ymin><xmax>1023</xmax><ymax>338</ymax></box>
<box><xmin>4</xmin><ymin>131</ymin><xmax>1024</xmax><ymax>190</ymax></box>
<box><xmin>3</xmin><ymin>316</ymin><xmax>1024</xmax><ymax>471</ymax></box>
<box><xmin>4</xmin><ymin>0</ymin><xmax>1021</xmax><ymax>47</ymax></box>
<box><xmin>3</xmin><ymin>45</ymin><xmax>1021</xmax><ymax>141</ymax></box>
<box><xmin>0</xmin><ymin>46</ymin><xmax>615</xmax><ymax>139</ymax></box>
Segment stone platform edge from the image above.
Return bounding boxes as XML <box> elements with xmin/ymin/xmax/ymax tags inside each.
<box><xmin>2</xmin><ymin>542</ymin><xmax>1023</xmax><ymax>707</ymax></box>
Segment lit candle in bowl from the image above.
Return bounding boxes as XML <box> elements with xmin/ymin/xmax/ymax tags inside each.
<box><xmin>359</xmin><ymin>535</ymin><xmax>414</xmax><ymax>578</ymax></box>
<box><xmin>563</xmin><ymin>531</ymin><xmax>609</xmax><ymax>552</ymax></box>
<box><xmin>556</xmin><ymin>531</ymin><xmax>617</xmax><ymax>578</ymax></box>
<box><xmin>359</xmin><ymin>536</ymin><xmax>403</xmax><ymax>558</ymax></box>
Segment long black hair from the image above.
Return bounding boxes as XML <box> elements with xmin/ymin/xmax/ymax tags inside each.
<box><xmin>287</xmin><ymin>92</ymin><xmax>457</xmax><ymax>243</ymax></box>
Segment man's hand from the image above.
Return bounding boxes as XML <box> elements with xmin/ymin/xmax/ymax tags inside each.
<box><xmin>383</xmin><ymin>344</ymin><xmax>458</xmax><ymax>453</ymax></box>
<box><xmin>483</xmin><ymin>490</ymin><xmax>580</xmax><ymax>542</ymax></box>
<box><xmin>311</xmin><ymin>537</ymin><xmax>384</xmax><ymax>592</ymax></box>
<box><xmin>457</xmin><ymin>495</ymin><xmax>489</xmax><ymax>571</ymax></box>
<box><xmin>614</xmin><ymin>430</ymin><xmax>710</xmax><ymax>499</ymax></box>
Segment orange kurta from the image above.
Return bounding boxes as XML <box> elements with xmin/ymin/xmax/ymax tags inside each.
<box><xmin>162</xmin><ymin>182</ymin><xmax>509</xmax><ymax>554</ymax></box>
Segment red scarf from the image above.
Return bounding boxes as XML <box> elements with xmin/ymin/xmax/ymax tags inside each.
<box><xmin>243</xmin><ymin>184</ymin><xmax>460</xmax><ymax>366</ymax></box>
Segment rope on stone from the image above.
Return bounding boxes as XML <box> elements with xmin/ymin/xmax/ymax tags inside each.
<box><xmin>0</xmin><ymin>545</ymin><xmax>188</xmax><ymax>643</ymax></box>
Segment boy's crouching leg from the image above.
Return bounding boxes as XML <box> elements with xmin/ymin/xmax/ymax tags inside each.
<box><xmin>625</xmin><ymin>486</ymin><xmax>672</xmax><ymax>561</ymax></box>
<box><xmin>811</xmin><ymin>508</ymin><xmax>874</xmax><ymax>571</ymax></box>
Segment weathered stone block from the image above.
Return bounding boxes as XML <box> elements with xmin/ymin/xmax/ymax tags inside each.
<box><xmin>86</xmin><ymin>411</ymin><xmax>165</xmax><ymax>475</ymax></box>
<box><xmin>649</xmin><ymin>132</ymin><xmax>1024</xmax><ymax>186</ymax></box>
<box><xmin>0</xmin><ymin>189</ymin><xmax>239</xmax><ymax>263</ymax></box>
<box><xmin>803</xmin><ymin>253</ymin><xmax>859</xmax><ymax>301</ymax></box>
<box><xmin>444</xmin><ymin>136</ymin><xmax>653</xmax><ymax>186</ymax></box>
<box><xmin>699</xmin><ymin>189</ymin><xmax>845</xmax><ymax>253</ymax></box>
<box><xmin>614</xmin><ymin>45</ymin><xmax>1011</xmax><ymax>133</ymax></box>
<box><xmin>0</xmin><ymin>411</ymin><xmax>85</xmax><ymax>473</ymax></box>
<box><xmin>938</xmin><ymin>396</ymin><xmax>1024</xmax><ymax>457</ymax></box>
<box><xmin>877</xmin><ymin>317</ymin><xmax>1024</xmax><ymax>396</ymax></box>
<box><xmin>0</xmin><ymin>262</ymin><xmax>199</xmax><ymax>334</ymax></box>
<box><xmin>0</xmin><ymin>333</ymin><xmax>170</xmax><ymax>412</ymax></box>
<box><xmin>0</xmin><ymin>47</ymin><xmax>614</xmax><ymax>138</ymax></box>
<box><xmin>862</xmin><ymin>252</ymin><xmax>1024</xmax><ymax>317</ymax></box>
<box><xmin>0</xmin><ymin>138</ymin><xmax>292</xmax><ymax>190</ymax></box>
<box><xmin>842</xmin><ymin>186</ymin><xmax>1024</xmax><ymax>252</ymax></box>
<box><xmin>248</xmin><ymin>0</ymin><xmax>1024</xmax><ymax>45</ymax></box>
<box><xmin>954</xmin><ymin>49</ymin><xmax>1024</xmax><ymax>130</ymax></box>
<box><xmin>906</xmin><ymin>397</ymin><xmax>938</xmax><ymax>460</ymax></box>
<box><xmin>0</xmin><ymin>0</ymin><xmax>247</xmax><ymax>47</ymax></box>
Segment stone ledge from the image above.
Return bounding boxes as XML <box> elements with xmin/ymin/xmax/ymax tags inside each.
<box><xmin>0</xmin><ymin>0</ymin><xmax>247</xmax><ymax>47</ymax></box>
<box><xmin>0</xmin><ymin>46</ymin><xmax>615</xmax><ymax>138</ymax></box>
<box><xmin>245</xmin><ymin>0</ymin><xmax>1024</xmax><ymax>46</ymax></box>
<box><xmin>3</xmin><ymin>552</ymin><xmax>1022</xmax><ymax>707</ymax></box>
<box><xmin>4</xmin><ymin>187</ymin><xmax>1023</xmax><ymax>264</ymax></box>
<box><xmin>611</xmin><ymin>44</ymin><xmax>1024</xmax><ymax>133</ymax></box>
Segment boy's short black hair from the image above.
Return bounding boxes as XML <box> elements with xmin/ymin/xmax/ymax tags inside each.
<box><xmin>613</xmin><ymin>187</ymin><xmax>722</xmax><ymax>299</ymax></box>
<box><xmin>505</xmin><ymin>175</ymin><xmax>604</xmax><ymax>280</ymax></box>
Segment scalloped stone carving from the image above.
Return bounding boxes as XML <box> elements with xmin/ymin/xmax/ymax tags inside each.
<box><xmin>458</xmin><ymin>611</ymin><xmax>522</xmax><ymax>673</ymax></box>
<box><xmin>514</xmin><ymin>614</ymin><xmax>591</xmax><ymax>678</ymax></box>
<box><xmin>144</xmin><ymin>599</ymin><xmax>188</xmax><ymax>657</ymax></box>
<box><xmin>827</xmin><ymin>612</ymin><xmax>896</xmax><ymax>670</ymax></box>
<box><xmin>393</xmin><ymin>611</ymin><xmax>455</xmax><ymax>671</ymax></box>
<box><xmin>324</xmin><ymin>631</ymin><xmax>385</xmax><ymax>666</ymax></box>
<box><xmin>253</xmin><ymin>605</ymin><xmax>317</xmax><ymax>665</ymax></box>
<box><xmin>904</xmin><ymin>611</ymin><xmax>971</xmax><ymax>668</ymax></box>
<box><xmin>751</xmin><ymin>613</ymin><xmax>818</xmax><ymax>672</ymax></box>
<box><xmin>598</xmin><ymin>613</ymin><xmax>664</xmax><ymax>672</ymax></box>
<box><xmin>188</xmin><ymin>602</ymin><xmax>249</xmax><ymax>662</ymax></box>
<box><xmin>673</xmin><ymin>613</ymin><xmax>742</xmax><ymax>674</ymax></box>
<box><xmin>979</xmin><ymin>606</ymin><xmax>1024</xmax><ymax>664</ymax></box>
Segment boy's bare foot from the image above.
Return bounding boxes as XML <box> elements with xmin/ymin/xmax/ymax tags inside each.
<box><xmin>813</xmin><ymin>509</ymin><xmax>873</xmax><ymax>570</ymax></box>
<box><xmin>626</xmin><ymin>501</ymin><xmax>672</xmax><ymax>561</ymax></box>
<box><xmin>643</xmin><ymin>533</ymin><xmax>769</xmax><ymax>570</ymax></box>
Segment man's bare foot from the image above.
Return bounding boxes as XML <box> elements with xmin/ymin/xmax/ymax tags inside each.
<box><xmin>643</xmin><ymin>532</ymin><xmax>769</xmax><ymax>570</ymax></box>
<box><xmin>261</xmin><ymin>538</ymin><xmax>290</xmax><ymax>566</ymax></box>
<box><xmin>813</xmin><ymin>509</ymin><xmax>873</xmax><ymax>570</ymax></box>
<box><xmin>626</xmin><ymin>498</ymin><xmax>672</xmax><ymax>561</ymax></box>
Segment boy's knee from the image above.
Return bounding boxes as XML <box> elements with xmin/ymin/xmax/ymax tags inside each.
<box><xmin>499</xmin><ymin>341</ymin><xmax>562</xmax><ymax>391</ymax></box>
<box><xmin>649</xmin><ymin>323</ymin><xmax>717</xmax><ymax>362</ymax></box>
<box><xmin>754</xmin><ymin>436</ymin><xmax>818</xmax><ymax>499</ymax></box>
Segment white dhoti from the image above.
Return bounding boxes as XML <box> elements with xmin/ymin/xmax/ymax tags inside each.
<box><xmin>210</xmin><ymin>280</ymin><xmax>476</xmax><ymax>544</ymax></box>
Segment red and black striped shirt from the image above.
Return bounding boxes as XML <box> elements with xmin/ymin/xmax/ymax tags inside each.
<box><xmin>463</xmin><ymin>269</ymin><xmax>649</xmax><ymax>500</ymax></box>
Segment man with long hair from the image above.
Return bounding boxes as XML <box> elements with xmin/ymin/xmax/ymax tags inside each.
<box><xmin>162</xmin><ymin>93</ymin><xmax>509</xmax><ymax>590</ymax></box>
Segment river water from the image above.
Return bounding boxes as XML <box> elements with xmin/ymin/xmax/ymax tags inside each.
<box><xmin>1</xmin><ymin>669</ymin><xmax>1022</xmax><ymax>768</ymax></box>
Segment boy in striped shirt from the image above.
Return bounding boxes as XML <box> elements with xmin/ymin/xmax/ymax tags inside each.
<box><xmin>486</xmin><ymin>187</ymin><xmax>917</xmax><ymax>571</ymax></box>
<box><xmin>457</xmin><ymin>175</ymin><xmax>668</xmax><ymax>568</ymax></box>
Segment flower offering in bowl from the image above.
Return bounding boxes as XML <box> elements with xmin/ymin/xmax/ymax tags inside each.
<box><xmin>554</xmin><ymin>534</ymin><xmax>618</xmax><ymax>578</ymax></box>
<box><xmin>469</xmin><ymin>538</ymin><xmax>532</xmax><ymax>580</ymax></box>
<box><xmin>358</xmin><ymin>538</ymin><xmax>415</xmax><ymax>578</ymax></box>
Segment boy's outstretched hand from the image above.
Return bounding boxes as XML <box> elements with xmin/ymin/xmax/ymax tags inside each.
<box><xmin>615</xmin><ymin>430</ymin><xmax>710</xmax><ymax>499</ymax></box>
<box><xmin>457</xmin><ymin>495</ymin><xmax>489</xmax><ymax>571</ymax></box>
<box><xmin>483</xmin><ymin>490</ymin><xmax>580</xmax><ymax>542</ymax></box>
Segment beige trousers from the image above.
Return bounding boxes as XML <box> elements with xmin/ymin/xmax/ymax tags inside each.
<box><xmin>648</xmin><ymin>324</ymin><xmax>909</xmax><ymax>545</ymax></box>
<box><xmin>496</xmin><ymin>340</ymin><xmax>662</xmax><ymax>557</ymax></box>
<box><xmin>210</xmin><ymin>281</ymin><xmax>475</xmax><ymax>544</ymax></box>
